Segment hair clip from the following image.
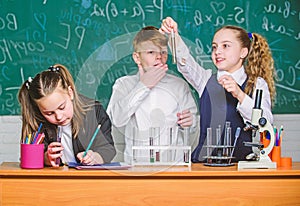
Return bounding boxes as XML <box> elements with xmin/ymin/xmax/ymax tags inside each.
<box><xmin>25</xmin><ymin>77</ymin><xmax>33</xmax><ymax>90</ymax></box>
<box><xmin>248</xmin><ymin>32</ymin><xmax>253</xmax><ymax>41</ymax></box>
<box><xmin>48</xmin><ymin>65</ymin><xmax>60</xmax><ymax>72</ymax></box>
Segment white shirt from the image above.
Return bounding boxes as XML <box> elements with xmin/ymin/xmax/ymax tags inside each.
<box><xmin>60</xmin><ymin>124</ymin><xmax>76</xmax><ymax>164</ymax></box>
<box><xmin>173</xmin><ymin>34</ymin><xmax>273</xmax><ymax>124</ymax></box>
<box><xmin>107</xmin><ymin>73</ymin><xmax>198</xmax><ymax>164</ymax></box>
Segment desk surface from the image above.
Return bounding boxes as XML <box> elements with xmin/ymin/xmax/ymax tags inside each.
<box><xmin>1</xmin><ymin>161</ymin><xmax>300</xmax><ymax>178</ymax></box>
<box><xmin>1</xmin><ymin>162</ymin><xmax>300</xmax><ymax>206</ymax></box>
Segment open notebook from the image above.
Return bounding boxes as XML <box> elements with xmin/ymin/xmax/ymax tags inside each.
<box><xmin>67</xmin><ymin>162</ymin><xmax>131</xmax><ymax>170</ymax></box>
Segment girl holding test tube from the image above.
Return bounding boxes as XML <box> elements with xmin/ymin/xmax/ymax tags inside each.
<box><xmin>160</xmin><ymin>17</ymin><xmax>276</xmax><ymax>162</ymax></box>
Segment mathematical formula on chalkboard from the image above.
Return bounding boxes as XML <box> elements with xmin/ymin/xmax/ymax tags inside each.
<box><xmin>0</xmin><ymin>0</ymin><xmax>299</xmax><ymax>115</ymax></box>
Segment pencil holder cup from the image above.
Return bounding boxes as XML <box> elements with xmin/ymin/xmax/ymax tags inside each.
<box><xmin>20</xmin><ymin>144</ymin><xmax>44</xmax><ymax>169</ymax></box>
<box><xmin>271</xmin><ymin>146</ymin><xmax>281</xmax><ymax>167</ymax></box>
<box><xmin>280</xmin><ymin>157</ymin><xmax>292</xmax><ymax>168</ymax></box>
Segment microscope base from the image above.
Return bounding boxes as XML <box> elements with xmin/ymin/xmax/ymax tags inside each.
<box><xmin>238</xmin><ymin>160</ymin><xmax>276</xmax><ymax>170</ymax></box>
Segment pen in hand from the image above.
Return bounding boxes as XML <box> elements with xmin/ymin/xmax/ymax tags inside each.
<box><xmin>82</xmin><ymin>124</ymin><xmax>101</xmax><ymax>158</ymax></box>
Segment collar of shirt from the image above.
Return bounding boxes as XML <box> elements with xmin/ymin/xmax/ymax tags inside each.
<box><xmin>217</xmin><ymin>66</ymin><xmax>247</xmax><ymax>86</ymax></box>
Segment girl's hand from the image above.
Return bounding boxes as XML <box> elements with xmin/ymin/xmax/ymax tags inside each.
<box><xmin>77</xmin><ymin>150</ymin><xmax>104</xmax><ymax>165</ymax></box>
<box><xmin>46</xmin><ymin>142</ymin><xmax>63</xmax><ymax>167</ymax></box>
<box><xmin>218</xmin><ymin>75</ymin><xmax>245</xmax><ymax>103</ymax></box>
<box><xmin>160</xmin><ymin>16</ymin><xmax>178</xmax><ymax>34</ymax></box>
<box><xmin>177</xmin><ymin>110</ymin><xmax>193</xmax><ymax>128</ymax></box>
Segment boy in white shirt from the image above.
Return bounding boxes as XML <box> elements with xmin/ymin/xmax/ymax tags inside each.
<box><xmin>107</xmin><ymin>26</ymin><xmax>198</xmax><ymax>164</ymax></box>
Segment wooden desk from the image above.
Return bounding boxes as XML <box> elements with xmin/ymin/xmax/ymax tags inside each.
<box><xmin>0</xmin><ymin>162</ymin><xmax>300</xmax><ymax>206</ymax></box>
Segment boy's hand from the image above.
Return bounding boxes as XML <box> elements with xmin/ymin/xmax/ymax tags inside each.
<box><xmin>177</xmin><ymin>110</ymin><xmax>193</xmax><ymax>128</ymax></box>
<box><xmin>139</xmin><ymin>64</ymin><xmax>168</xmax><ymax>89</ymax></box>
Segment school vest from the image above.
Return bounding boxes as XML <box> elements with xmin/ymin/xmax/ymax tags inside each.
<box><xmin>191</xmin><ymin>74</ymin><xmax>252</xmax><ymax>162</ymax></box>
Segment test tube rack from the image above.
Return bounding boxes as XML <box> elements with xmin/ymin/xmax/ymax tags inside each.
<box><xmin>203</xmin><ymin>145</ymin><xmax>235</xmax><ymax>167</ymax></box>
<box><xmin>203</xmin><ymin>124</ymin><xmax>236</xmax><ymax>167</ymax></box>
<box><xmin>131</xmin><ymin>145</ymin><xmax>191</xmax><ymax>167</ymax></box>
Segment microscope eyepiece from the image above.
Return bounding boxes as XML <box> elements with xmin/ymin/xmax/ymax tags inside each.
<box><xmin>254</xmin><ymin>89</ymin><xmax>263</xmax><ymax>109</ymax></box>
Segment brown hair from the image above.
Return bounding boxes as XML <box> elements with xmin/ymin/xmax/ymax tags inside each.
<box><xmin>18</xmin><ymin>64</ymin><xmax>88</xmax><ymax>140</ymax></box>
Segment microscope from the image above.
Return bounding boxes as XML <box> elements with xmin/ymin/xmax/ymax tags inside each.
<box><xmin>238</xmin><ymin>89</ymin><xmax>276</xmax><ymax>169</ymax></box>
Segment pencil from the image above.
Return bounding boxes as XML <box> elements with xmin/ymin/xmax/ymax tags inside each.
<box><xmin>83</xmin><ymin>124</ymin><xmax>101</xmax><ymax>158</ymax></box>
<box><xmin>279</xmin><ymin>127</ymin><xmax>284</xmax><ymax>146</ymax></box>
<box><xmin>27</xmin><ymin>134</ymin><xmax>32</xmax><ymax>144</ymax></box>
<box><xmin>35</xmin><ymin>123</ymin><xmax>43</xmax><ymax>138</ymax></box>
<box><xmin>36</xmin><ymin>133</ymin><xmax>45</xmax><ymax>144</ymax></box>
<box><xmin>32</xmin><ymin>123</ymin><xmax>43</xmax><ymax>143</ymax></box>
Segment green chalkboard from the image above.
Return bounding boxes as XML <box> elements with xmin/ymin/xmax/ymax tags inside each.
<box><xmin>0</xmin><ymin>0</ymin><xmax>299</xmax><ymax>115</ymax></box>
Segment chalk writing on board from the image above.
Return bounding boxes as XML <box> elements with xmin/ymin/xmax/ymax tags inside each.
<box><xmin>276</xmin><ymin>60</ymin><xmax>300</xmax><ymax>92</ymax></box>
<box><xmin>262</xmin><ymin>1</ymin><xmax>300</xmax><ymax>40</ymax></box>
<box><xmin>90</xmin><ymin>0</ymin><xmax>164</xmax><ymax>22</ymax></box>
<box><xmin>0</xmin><ymin>0</ymin><xmax>299</xmax><ymax>115</ymax></box>
<box><xmin>194</xmin><ymin>5</ymin><xmax>247</xmax><ymax>27</ymax></box>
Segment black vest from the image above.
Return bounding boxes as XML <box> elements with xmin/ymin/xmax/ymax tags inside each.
<box><xmin>191</xmin><ymin>74</ymin><xmax>252</xmax><ymax>162</ymax></box>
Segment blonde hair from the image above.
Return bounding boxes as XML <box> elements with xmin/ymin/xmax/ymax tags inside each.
<box><xmin>133</xmin><ymin>26</ymin><xmax>168</xmax><ymax>51</ymax></box>
<box><xmin>18</xmin><ymin>64</ymin><xmax>89</xmax><ymax>141</ymax></box>
<box><xmin>216</xmin><ymin>26</ymin><xmax>276</xmax><ymax>105</ymax></box>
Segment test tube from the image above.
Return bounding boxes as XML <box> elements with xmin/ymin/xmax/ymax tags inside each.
<box><xmin>172</xmin><ymin>125</ymin><xmax>179</xmax><ymax>162</ymax></box>
<box><xmin>149</xmin><ymin>128</ymin><xmax>155</xmax><ymax>163</ymax></box>
<box><xmin>56</xmin><ymin>126</ymin><xmax>62</xmax><ymax>165</ymax></box>
<box><xmin>224</xmin><ymin>127</ymin><xmax>231</xmax><ymax>157</ymax></box>
<box><xmin>132</xmin><ymin>127</ymin><xmax>136</xmax><ymax>162</ymax></box>
<box><xmin>207</xmin><ymin>127</ymin><xmax>212</xmax><ymax>146</ymax></box>
<box><xmin>167</xmin><ymin>127</ymin><xmax>173</xmax><ymax>162</ymax></box>
<box><xmin>216</xmin><ymin>125</ymin><xmax>221</xmax><ymax>145</ymax></box>
<box><xmin>206</xmin><ymin>127</ymin><xmax>212</xmax><ymax>163</ymax></box>
<box><xmin>149</xmin><ymin>137</ymin><xmax>154</xmax><ymax>163</ymax></box>
<box><xmin>183</xmin><ymin>128</ymin><xmax>189</xmax><ymax>163</ymax></box>
<box><xmin>154</xmin><ymin>127</ymin><xmax>160</xmax><ymax>162</ymax></box>
<box><xmin>150</xmin><ymin>127</ymin><xmax>160</xmax><ymax>162</ymax></box>
<box><xmin>216</xmin><ymin>125</ymin><xmax>222</xmax><ymax>164</ymax></box>
<box><xmin>225</xmin><ymin>121</ymin><xmax>231</xmax><ymax>128</ymax></box>
<box><xmin>171</xmin><ymin>29</ymin><xmax>177</xmax><ymax>64</ymax></box>
<box><xmin>224</xmin><ymin>121</ymin><xmax>231</xmax><ymax>145</ymax></box>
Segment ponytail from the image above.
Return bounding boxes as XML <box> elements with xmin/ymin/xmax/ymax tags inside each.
<box><xmin>18</xmin><ymin>81</ymin><xmax>42</xmax><ymax>141</ymax></box>
<box><xmin>245</xmin><ymin>33</ymin><xmax>276</xmax><ymax>105</ymax></box>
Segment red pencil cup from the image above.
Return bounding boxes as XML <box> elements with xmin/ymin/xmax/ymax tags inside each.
<box><xmin>20</xmin><ymin>144</ymin><xmax>44</xmax><ymax>169</ymax></box>
<box><xmin>271</xmin><ymin>146</ymin><xmax>281</xmax><ymax>167</ymax></box>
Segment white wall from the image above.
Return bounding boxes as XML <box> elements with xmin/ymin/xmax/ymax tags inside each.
<box><xmin>0</xmin><ymin>114</ymin><xmax>299</xmax><ymax>164</ymax></box>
